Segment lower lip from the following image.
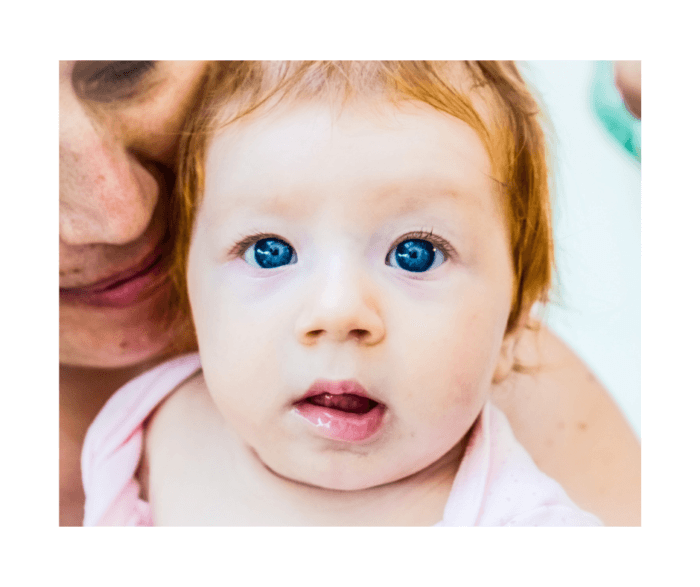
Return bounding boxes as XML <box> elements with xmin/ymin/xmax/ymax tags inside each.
<box><xmin>59</xmin><ymin>256</ymin><xmax>168</xmax><ymax>309</ymax></box>
<box><xmin>293</xmin><ymin>402</ymin><xmax>385</xmax><ymax>442</ymax></box>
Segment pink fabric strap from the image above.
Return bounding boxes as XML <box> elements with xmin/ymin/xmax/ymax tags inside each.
<box><xmin>439</xmin><ymin>402</ymin><xmax>602</xmax><ymax>526</ymax></box>
<box><xmin>81</xmin><ymin>353</ymin><xmax>202</xmax><ymax>526</ymax></box>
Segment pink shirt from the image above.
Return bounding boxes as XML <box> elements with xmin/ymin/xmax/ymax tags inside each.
<box><xmin>82</xmin><ymin>353</ymin><xmax>601</xmax><ymax>526</ymax></box>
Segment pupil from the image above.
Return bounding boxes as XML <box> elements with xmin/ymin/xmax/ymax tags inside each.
<box><xmin>254</xmin><ymin>238</ymin><xmax>293</xmax><ymax>268</ymax></box>
<box><xmin>395</xmin><ymin>239</ymin><xmax>435</xmax><ymax>272</ymax></box>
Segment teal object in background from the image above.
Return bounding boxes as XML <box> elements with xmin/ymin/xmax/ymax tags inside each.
<box><xmin>591</xmin><ymin>61</ymin><xmax>641</xmax><ymax>161</ymax></box>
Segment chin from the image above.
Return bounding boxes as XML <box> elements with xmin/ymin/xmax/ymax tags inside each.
<box><xmin>59</xmin><ymin>289</ymin><xmax>190</xmax><ymax>369</ymax></box>
<box><xmin>313</xmin><ymin>476</ymin><xmax>386</xmax><ymax>492</ymax></box>
<box><xmin>60</xmin><ymin>333</ymin><xmax>174</xmax><ymax>369</ymax></box>
<box><xmin>270</xmin><ymin>453</ymin><xmax>404</xmax><ymax>493</ymax></box>
<box><xmin>59</xmin><ymin>315</ymin><xmax>182</xmax><ymax>369</ymax></box>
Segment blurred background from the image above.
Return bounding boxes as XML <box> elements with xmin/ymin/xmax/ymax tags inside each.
<box><xmin>519</xmin><ymin>61</ymin><xmax>641</xmax><ymax>438</ymax></box>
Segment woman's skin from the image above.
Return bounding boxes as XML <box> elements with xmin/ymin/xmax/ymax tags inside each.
<box><xmin>492</xmin><ymin>326</ymin><xmax>641</xmax><ymax>526</ymax></box>
<box><xmin>59</xmin><ymin>61</ymin><xmax>208</xmax><ymax>525</ymax></box>
<box><xmin>614</xmin><ymin>60</ymin><xmax>641</xmax><ymax>120</ymax></box>
<box><xmin>59</xmin><ymin>60</ymin><xmax>641</xmax><ymax>526</ymax></box>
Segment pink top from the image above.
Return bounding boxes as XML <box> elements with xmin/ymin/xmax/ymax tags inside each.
<box><xmin>81</xmin><ymin>353</ymin><xmax>601</xmax><ymax>526</ymax></box>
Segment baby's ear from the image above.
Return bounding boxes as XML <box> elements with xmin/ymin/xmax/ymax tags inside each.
<box><xmin>492</xmin><ymin>320</ymin><xmax>527</xmax><ymax>383</ymax></box>
<box><xmin>492</xmin><ymin>332</ymin><xmax>517</xmax><ymax>383</ymax></box>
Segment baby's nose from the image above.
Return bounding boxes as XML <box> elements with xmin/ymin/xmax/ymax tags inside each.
<box><xmin>294</xmin><ymin>254</ymin><xmax>385</xmax><ymax>346</ymax></box>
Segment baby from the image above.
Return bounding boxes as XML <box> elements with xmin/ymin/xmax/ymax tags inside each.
<box><xmin>81</xmin><ymin>61</ymin><xmax>601</xmax><ymax>526</ymax></box>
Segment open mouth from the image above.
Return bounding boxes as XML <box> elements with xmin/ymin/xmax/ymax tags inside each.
<box><xmin>293</xmin><ymin>380</ymin><xmax>386</xmax><ymax>442</ymax></box>
<box><xmin>302</xmin><ymin>392</ymin><xmax>379</xmax><ymax>415</ymax></box>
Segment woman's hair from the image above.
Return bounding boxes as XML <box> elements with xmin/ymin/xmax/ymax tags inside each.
<box><xmin>168</xmin><ymin>61</ymin><xmax>553</xmax><ymax>353</ymax></box>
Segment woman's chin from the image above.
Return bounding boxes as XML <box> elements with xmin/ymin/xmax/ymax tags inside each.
<box><xmin>60</xmin><ymin>333</ymin><xmax>173</xmax><ymax>369</ymax></box>
<box><xmin>60</xmin><ymin>314</ymin><xmax>184</xmax><ymax>369</ymax></box>
<box><xmin>59</xmin><ymin>284</ymin><xmax>192</xmax><ymax>369</ymax></box>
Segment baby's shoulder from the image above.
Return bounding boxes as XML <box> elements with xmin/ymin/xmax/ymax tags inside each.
<box><xmin>143</xmin><ymin>371</ymin><xmax>262</xmax><ymax>525</ymax></box>
<box><xmin>149</xmin><ymin>368</ymin><xmax>210</xmax><ymax>424</ymax></box>
<box><xmin>143</xmin><ymin>368</ymin><xmax>224</xmax><ymax>485</ymax></box>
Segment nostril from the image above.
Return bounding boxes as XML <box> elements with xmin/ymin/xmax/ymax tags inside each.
<box><xmin>349</xmin><ymin>329</ymin><xmax>370</xmax><ymax>340</ymax></box>
<box><xmin>307</xmin><ymin>330</ymin><xmax>324</xmax><ymax>339</ymax></box>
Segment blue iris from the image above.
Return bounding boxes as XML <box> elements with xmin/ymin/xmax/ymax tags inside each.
<box><xmin>388</xmin><ymin>239</ymin><xmax>443</xmax><ymax>273</ymax></box>
<box><xmin>244</xmin><ymin>237</ymin><xmax>296</xmax><ymax>269</ymax></box>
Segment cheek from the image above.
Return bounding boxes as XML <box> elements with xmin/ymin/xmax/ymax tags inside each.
<box><xmin>196</xmin><ymin>301</ymin><xmax>285</xmax><ymax>428</ymax></box>
<box><xmin>189</xmin><ymin>261</ymin><xmax>296</xmax><ymax>407</ymax></box>
<box><xmin>385</xmin><ymin>290</ymin><xmax>505</xmax><ymax>413</ymax></box>
<box><xmin>194</xmin><ymin>282</ymin><xmax>285</xmax><ymax>369</ymax></box>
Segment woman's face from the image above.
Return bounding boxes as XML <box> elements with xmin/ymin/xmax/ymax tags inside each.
<box><xmin>59</xmin><ymin>61</ymin><xmax>207</xmax><ymax>367</ymax></box>
<box><xmin>188</xmin><ymin>101</ymin><xmax>517</xmax><ymax>491</ymax></box>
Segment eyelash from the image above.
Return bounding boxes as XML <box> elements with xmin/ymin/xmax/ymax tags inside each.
<box><xmin>388</xmin><ymin>229</ymin><xmax>455</xmax><ymax>261</ymax></box>
<box><xmin>228</xmin><ymin>232</ymin><xmax>280</xmax><ymax>259</ymax></box>
<box><xmin>72</xmin><ymin>61</ymin><xmax>156</xmax><ymax>102</ymax></box>
<box><xmin>229</xmin><ymin>229</ymin><xmax>454</xmax><ymax>262</ymax></box>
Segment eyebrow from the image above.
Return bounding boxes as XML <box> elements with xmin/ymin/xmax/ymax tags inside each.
<box><xmin>206</xmin><ymin>166</ymin><xmax>500</xmax><ymax>227</ymax></box>
<box><xmin>373</xmin><ymin>176</ymin><xmax>498</xmax><ymax>214</ymax></box>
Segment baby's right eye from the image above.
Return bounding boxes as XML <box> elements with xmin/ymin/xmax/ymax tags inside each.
<box><xmin>243</xmin><ymin>237</ymin><xmax>297</xmax><ymax>269</ymax></box>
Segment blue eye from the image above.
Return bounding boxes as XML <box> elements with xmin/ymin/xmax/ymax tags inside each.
<box><xmin>387</xmin><ymin>239</ymin><xmax>445</xmax><ymax>273</ymax></box>
<box><xmin>243</xmin><ymin>237</ymin><xmax>297</xmax><ymax>269</ymax></box>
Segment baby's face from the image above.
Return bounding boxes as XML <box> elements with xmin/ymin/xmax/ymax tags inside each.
<box><xmin>187</xmin><ymin>99</ymin><xmax>516</xmax><ymax>491</ymax></box>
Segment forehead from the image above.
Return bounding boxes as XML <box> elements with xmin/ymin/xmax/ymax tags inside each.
<box><xmin>205</xmin><ymin>99</ymin><xmax>497</xmax><ymax>213</ymax></box>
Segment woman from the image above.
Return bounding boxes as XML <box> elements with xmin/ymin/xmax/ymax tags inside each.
<box><xmin>59</xmin><ymin>60</ymin><xmax>641</xmax><ymax>526</ymax></box>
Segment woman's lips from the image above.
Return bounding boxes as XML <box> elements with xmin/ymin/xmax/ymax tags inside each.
<box><xmin>59</xmin><ymin>247</ymin><xmax>168</xmax><ymax>308</ymax></box>
<box><xmin>293</xmin><ymin>380</ymin><xmax>386</xmax><ymax>442</ymax></box>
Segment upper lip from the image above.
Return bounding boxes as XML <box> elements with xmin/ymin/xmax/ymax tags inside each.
<box><xmin>59</xmin><ymin>245</ymin><xmax>164</xmax><ymax>294</ymax></box>
<box><xmin>295</xmin><ymin>379</ymin><xmax>378</xmax><ymax>404</ymax></box>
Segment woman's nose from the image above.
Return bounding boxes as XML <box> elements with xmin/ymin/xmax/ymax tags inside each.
<box><xmin>59</xmin><ymin>72</ymin><xmax>159</xmax><ymax>246</ymax></box>
<box><xmin>295</xmin><ymin>255</ymin><xmax>385</xmax><ymax>346</ymax></box>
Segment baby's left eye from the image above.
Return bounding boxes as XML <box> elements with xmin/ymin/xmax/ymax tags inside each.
<box><xmin>386</xmin><ymin>239</ymin><xmax>445</xmax><ymax>273</ymax></box>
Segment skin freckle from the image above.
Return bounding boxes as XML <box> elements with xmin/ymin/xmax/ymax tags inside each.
<box><xmin>577</xmin><ymin>421</ymin><xmax>588</xmax><ymax>431</ymax></box>
<box><xmin>60</xmin><ymin>268</ymin><xmax>81</xmax><ymax>277</ymax></box>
